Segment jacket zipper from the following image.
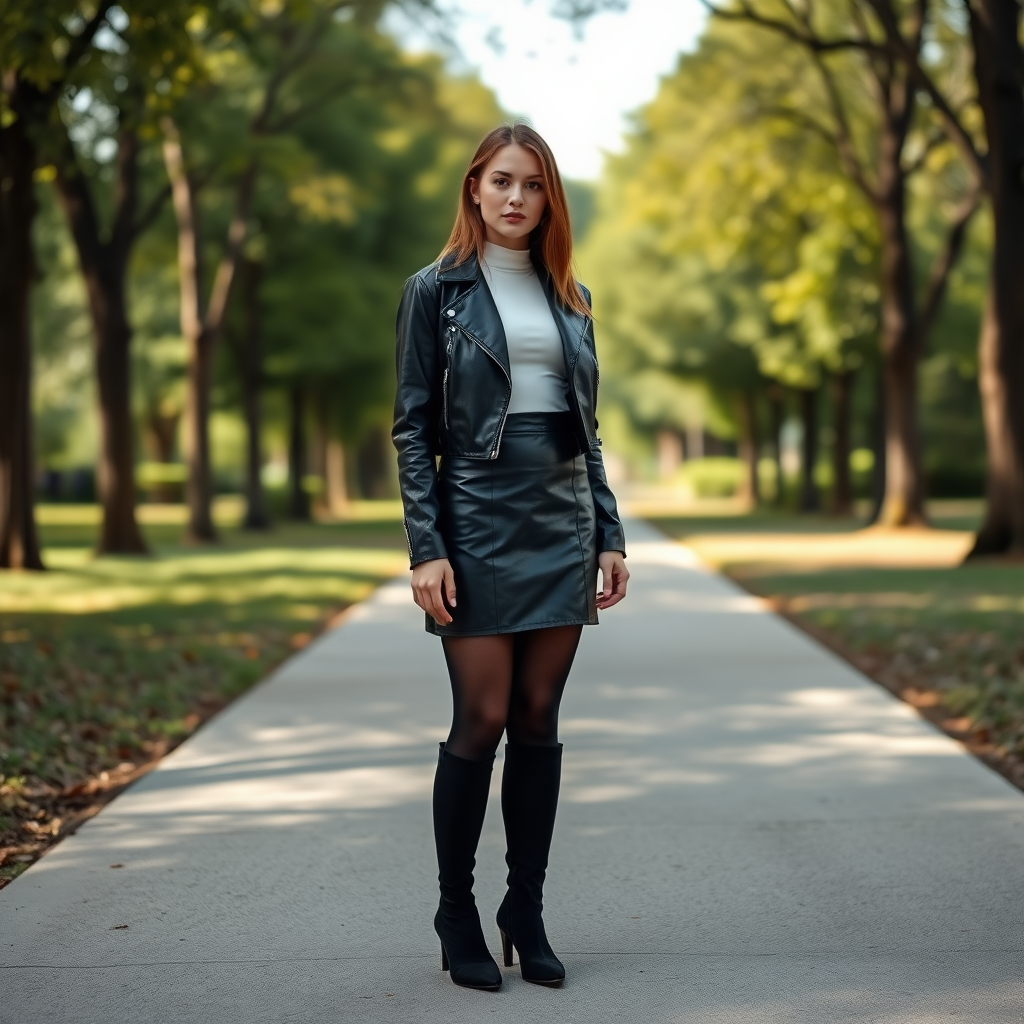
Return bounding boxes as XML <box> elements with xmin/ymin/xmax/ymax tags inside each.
<box><xmin>452</xmin><ymin>321</ymin><xmax>512</xmax><ymax>459</ymax></box>
<box><xmin>442</xmin><ymin>328</ymin><xmax>453</xmax><ymax>433</ymax></box>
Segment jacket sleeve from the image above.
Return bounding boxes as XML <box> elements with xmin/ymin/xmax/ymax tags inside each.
<box><xmin>579</xmin><ymin>283</ymin><xmax>626</xmax><ymax>556</ymax></box>
<box><xmin>392</xmin><ymin>273</ymin><xmax>448</xmax><ymax>568</ymax></box>
<box><xmin>586</xmin><ymin>448</ymin><xmax>626</xmax><ymax>556</ymax></box>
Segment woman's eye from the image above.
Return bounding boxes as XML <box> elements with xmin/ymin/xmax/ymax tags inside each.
<box><xmin>526</xmin><ymin>182</ymin><xmax>543</xmax><ymax>191</ymax></box>
<box><xmin>493</xmin><ymin>178</ymin><xmax>509</xmax><ymax>187</ymax></box>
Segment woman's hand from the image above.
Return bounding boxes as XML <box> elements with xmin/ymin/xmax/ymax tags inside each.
<box><xmin>411</xmin><ymin>557</ymin><xmax>457</xmax><ymax>626</ymax></box>
<box><xmin>596</xmin><ymin>551</ymin><xmax>629</xmax><ymax>610</ymax></box>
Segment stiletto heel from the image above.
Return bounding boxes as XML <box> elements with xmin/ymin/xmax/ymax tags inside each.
<box><xmin>500</xmin><ymin>928</ymin><xmax>513</xmax><ymax>967</ymax></box>
<box><xmin>441</xmin><ymin>944</ymin><xmax>449</xmax><ymax>972</ymax></box>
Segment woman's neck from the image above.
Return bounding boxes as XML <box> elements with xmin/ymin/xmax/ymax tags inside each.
<box><xmin>483</xmin><ymin>241</ymin><xmax>533</xmax><ymax>272</ymax></box>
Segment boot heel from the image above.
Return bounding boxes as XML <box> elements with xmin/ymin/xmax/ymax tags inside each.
<box><xmin>441</xmin><ymin>943</ymin><xmax>449</xmax><ymax>972</ymax></box>
<box><xmin>500</xmin><ymin>928</ymin><xmax>514</xmax><ymax>968</ymax></box>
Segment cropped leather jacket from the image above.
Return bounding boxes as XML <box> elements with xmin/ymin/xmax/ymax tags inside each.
<box><xmin>392</xmin><ymin>252</ymin><xmax>626</xmax><ymax>567</ymax></box>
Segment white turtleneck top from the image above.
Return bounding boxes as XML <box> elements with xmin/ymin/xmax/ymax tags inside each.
<box><xmin>480</xmin><ymin>241</ymin><xmax>569</xmax><ymax>415</ymax></box>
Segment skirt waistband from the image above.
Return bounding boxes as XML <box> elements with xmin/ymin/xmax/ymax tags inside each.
<box><xmin>502</xmin><ymin>411</ymin><xmax>575</xmax><ymax>435</ymax></box>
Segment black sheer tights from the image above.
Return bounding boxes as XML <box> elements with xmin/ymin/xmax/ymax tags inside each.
<box><xmin>441</xmin><ymin>626</ymin><xmax>583</xmax><ymax>761</ymax></box>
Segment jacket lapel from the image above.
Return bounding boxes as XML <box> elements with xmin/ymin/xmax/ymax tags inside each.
<box><xmin>437</xmin><ymin>255</ymin><xmax>511</xmax><ymax>375</ymax></box>
<box><xmin>435</xmin><ymin>251</ymin><xmax>589</xmax><ymax>376</ymax></box>
<box><xmin>535</xmin><ymin>261</ymin><xmax>588</xmax><ymax>372</ymax></box>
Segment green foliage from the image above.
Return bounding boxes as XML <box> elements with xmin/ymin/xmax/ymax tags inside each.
<box><xmin>580</xmin><ymin>10</ymin><xmax>988</xmax><ymax>496</ymax></box>
<box><xmin>678</xmin><ymin>457</ymin><xmax>745</xmax><ymax>499</ymax></box>
<box><xmin>580</xmin><ymin>19</ymin><xmax>881</xmax><ymax>446</ymax></box>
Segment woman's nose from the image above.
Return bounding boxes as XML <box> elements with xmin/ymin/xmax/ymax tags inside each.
<box><xmin>508</xmin><ymin>188</ymin><xmax>524</xmax><ymax>207</ymax></box>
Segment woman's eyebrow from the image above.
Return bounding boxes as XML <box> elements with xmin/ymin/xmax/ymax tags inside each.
<box><xmin>490</xmin><ymin>170</ymin><xmax>544</xmax><ymax>179</ymax></box>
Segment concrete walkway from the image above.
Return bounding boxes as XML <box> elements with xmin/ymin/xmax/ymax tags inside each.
<box><xmin>3</xmin><ymin>521</ymin><xmax>1023</xmax><ymax>1023</ymax></box>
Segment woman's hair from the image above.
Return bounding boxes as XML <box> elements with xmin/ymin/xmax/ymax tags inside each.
<box><xmin>438</xmin><ymin>121</ymin><xmax>590</xmax><ymax>318</ymax></box>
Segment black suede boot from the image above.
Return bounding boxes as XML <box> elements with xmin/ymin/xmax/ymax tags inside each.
<box><xmin>432</xmin><ymin>743</ymin><xmax>502</xmax><ymax>990</ymax></box>
<box><xmin>496</xmin><ymin>742</ymin><xmax>565</xmax><ymax>985</ymax></box>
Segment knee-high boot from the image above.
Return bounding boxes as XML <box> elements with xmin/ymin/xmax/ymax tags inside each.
<box><xmin>496</xmin><ymin>742</ymin><xmax>565</xmax><ymax>985</ymax></box>
<box><xmin>432</xmin><ymin>742</ymin><xmax>502</xmax><ymax>990</ymax></box>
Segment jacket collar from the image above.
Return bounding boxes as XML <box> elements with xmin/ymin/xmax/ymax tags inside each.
<box><xmin>437</xmin><ymin>250</ymin><xmax>589</xmax><ymax>374</ymax></box>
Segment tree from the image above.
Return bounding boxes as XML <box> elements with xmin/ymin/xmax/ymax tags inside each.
<box><xmin>0</xmin><ymin>1</ymin><xmax>115</xmax><ymax>568</ymax></box>
<box><xmin>697</xmin><ymin>0</ymin><xmax>982</xmax><ymax>527</ymax></box>
<box><xmin>50</xmin><ymin>3</ymin><xmax>200</xmax><ymax>553</ymax></box>
<box><xmin>578</xmin><ymin>21</ymin><xmax>882</xmax><ymax>510</ymax></box>
<box><xmin>160</xmin><ymin>0</ymin><xmax>436</xmax><ymax>541</ymax></box>
<box><xmin>960</xmin><ymin>0</ymin><xmax>1024</xmax><ymax>555</ymax></box>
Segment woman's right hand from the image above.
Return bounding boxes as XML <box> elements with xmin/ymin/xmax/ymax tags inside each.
<box><xmin>410</xmin><ymin>558</ymin><xmax>457</xmax><ymax>626</ymax></box>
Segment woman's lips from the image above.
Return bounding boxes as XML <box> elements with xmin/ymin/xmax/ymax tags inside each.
<box><xmin>502</xmin><ymin>213</ymin><xmax>526</xmax><ymax>222</ymax></box>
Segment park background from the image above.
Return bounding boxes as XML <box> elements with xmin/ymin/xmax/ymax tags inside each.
<box><xmin>1</xmin><ymin>0</ymin><xmax>1023</xmax><ymax>884</ymax></box>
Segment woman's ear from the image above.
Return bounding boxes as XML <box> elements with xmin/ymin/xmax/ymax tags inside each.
<box><xmin>468</xmin><ymin>178</ymin><xmax>481</xmax><ymax>205</ymax></box>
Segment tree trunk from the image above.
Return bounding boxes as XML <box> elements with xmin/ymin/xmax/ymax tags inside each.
<box><xmin>965</xmin><ymin>0</ymin><xmax>1024</xmax><ymax>556</ymax></box>
<box><xmin>830</xmin><ymin>370</ymin><xmax>854</xmax><ymax>516</ymax></box>
<box><xmin>767</xmin><ymin>387</ymin><xmax>785</xmax><ymax>506</ymax></box>
<box><xmin>0</xmin><ymin>108</ymin><xmax>44</xmax><ymax>569</ymax></box>
<box><xmin>145</xmin><ymin>410</ymin><xmax>179</xmax><ymax>464</ymax></box>
<box><xmin>799</xmin><ymin>387</ymin><xmax>820</xmax><ymax>513</ymax></box>
<box><xmin>874</xmin><ymin>160</ymin><xmax>928</xmax><ymax>526</ymax></box>
<box><xmin>55</xmin><ymin>126</ymin><xmax>148</xmax><ymax>555</ymax></box>
<box><xmin>970</xmin><ymin>287</ymin><xmax>1024</xmax><ymax>555</ymax></box>
<box><xmin>736</xmin><ymin>391</ymin><xmax>760</xmax><ymax>506</ymax></box>
<box><xmin>93</xmin><ymin>292</ymin><xmax>148</xmax><ymax>553</ymax></box>
<box><xmin>238</xmin><ymin>258</ymin><xmax>269</xmax><ymax>531</ymax></box>
<box><xmin>311</xmin><ymin>391</ymin><xmax>331</xmax><ymax>519</ymax></box>
<box><xmin>163</xmin><ymin>119</ymin><xmax>255</xmax><ymax>543</ymax></box>
<box><xmin>868</xmin><ymin>362</ymin><xmax>887</xmax><ymax>524</ymax></box>
<box><xmin>325</xmin><ymin>438</ymin><xmax>349</xmax><ymax>516</ymax></box>
<box><xmin>288</xmin><ymin>383</ymin><xmax>310</xmax><ymax>521</ymax></box>
<box><xmin>183</xmin><ymin>328</ymin><xmax>217</xmax><ymax>541</ymax></box>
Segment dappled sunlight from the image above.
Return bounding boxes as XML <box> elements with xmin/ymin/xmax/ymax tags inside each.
<box><xmin>0</xmin><ymin>546</ymin><xmax>406</xmax><ymax>614</ymax></box>
<box><xmin>122</xmin><ymin>762</ymin><xmax>433</xmax><ymax>817</ymax></box>
<box><xmin>682</xmin><ymin>528</ymin><xmax>975</xmax><ymax>574</ymax></box>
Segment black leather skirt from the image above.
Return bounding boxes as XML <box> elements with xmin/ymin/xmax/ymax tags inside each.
<box><xmin>428</xmin><ymin>412</ymin><xmax>599</xmax><ymax>636</ymax></box>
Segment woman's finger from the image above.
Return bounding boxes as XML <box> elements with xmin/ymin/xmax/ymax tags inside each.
<box><xmin>443</xmin><ymin>564</ymin><xmax>457</xmax><ymax>609</ymax></box>
<box><xmin>429</xmin><ymin>580</ymin><xmax>452</xmax><ymax>625</ymax></box>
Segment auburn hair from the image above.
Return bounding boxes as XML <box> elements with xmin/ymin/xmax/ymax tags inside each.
<box><xmin>438</xmin><ymin>122</ymin><xmax>590</xmax><ymax>318</ymax></box>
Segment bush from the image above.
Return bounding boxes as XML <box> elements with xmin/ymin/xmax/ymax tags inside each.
<box><xmin>679</xmin><ymin>457</ymin><xmax>744</xmax><ymax>498</ymax></box>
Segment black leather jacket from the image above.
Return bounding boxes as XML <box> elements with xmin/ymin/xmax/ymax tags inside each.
<box><xmin>393</xmin><ymin>252</ymin><xmax>626</xmax><ymax>567</ymax></box>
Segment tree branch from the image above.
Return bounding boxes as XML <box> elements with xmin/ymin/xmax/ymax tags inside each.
<box><xmin>160</xmin><ymin>116</ymin><xmax>203</xmax><ymax>346</ymax></box>
<box><xmin>203</xmin><ymin>160</ymin><xmax>257</xmax><ymax>338</ymax></box>
<box><xmin>61</xmin><ymin>1</ymin><xmax>117</xmax><ymax>73</ymax></box>
<box><xmin>132</xmin><ymin>182</ymin><xmax>173</xmax><ymax>239</ymax></box>
<box><xmin>808</xmin><ymin>47</ymin><xmax>879</xmax><ymax>200</ymax></box>
<box><xmin>700</xmin><ymin>0</ymin><xmax>885</xmax><ymax>53</ymax></box>
<box><xmin>861</xmin><ymin>0</ymin><xmax>988</xmax><ymax>187</ymax></box>
<box><xmin>901</xmin><ymin>124</ymin><xmax>948</xmax><ymax>176</ymax></box>
<box><xmin>761</xmin><ymin>103</ymin><xmax>839</xmax><ymax>147</ymax></box>
<box><xmin>919</xmin><ymin>186</ymin><xmax>982</xmax><ymax>341</ymax></box>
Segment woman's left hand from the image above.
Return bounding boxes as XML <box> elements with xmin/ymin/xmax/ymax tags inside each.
<box><xmin>596</xmin><ymin>551</ymin><xmax>629</xmax><ymax>610</ymax></box>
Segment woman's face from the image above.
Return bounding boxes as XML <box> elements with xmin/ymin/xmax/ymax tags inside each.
<box><xmin>469</xmin><ymin>144</ymin><xmax>547</xmax><ymax>250</ymax></box>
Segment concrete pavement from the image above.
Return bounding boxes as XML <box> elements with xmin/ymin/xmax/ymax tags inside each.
<box><xmin>2</xmin><ymin>520</ymin><xmax>1023</xmax><ymax>1023</ymax></box>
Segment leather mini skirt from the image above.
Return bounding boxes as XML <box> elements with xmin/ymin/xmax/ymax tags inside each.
<box><xmin>429</xmin><ymin>411</ymin><xmax>599</xmax><ymax>636</ymax></box>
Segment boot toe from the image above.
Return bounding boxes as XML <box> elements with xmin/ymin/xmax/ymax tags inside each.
<box><xmin>520</xmin><ymin>956</ymin><xmax>565</xmax><ymax>986</ymax></box>
<box><xmin>450</xmin><ymin>959</ymin><xmax>502</xmax><ymax>990</ymax></box>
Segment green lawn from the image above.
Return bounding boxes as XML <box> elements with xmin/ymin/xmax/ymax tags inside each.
<box><xmin>0</xmin><ymin>500</ymin><xmax>408</xmax><ymax>885</ymax></box>
<box><xmin>648</xmin><ymin>502</ymin><xmax>1024</xmax><ymax>791</ymax></box>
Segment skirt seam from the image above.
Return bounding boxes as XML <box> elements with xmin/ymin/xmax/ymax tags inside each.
<box><xmin>571</xmin><ymin>455</ymin><xmax>591</xmax><ymax>619</ymax></box>
<box><xmin>488</xmin><ymin>458</ymin><xmax>499</xmax><ymax>632</ymax></box>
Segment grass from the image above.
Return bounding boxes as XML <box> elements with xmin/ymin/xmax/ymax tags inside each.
<box><xmin>647</xmin><ymin>500</ymin><xmax>1024</xmax><ymax>792</ymax></box>
<box><xmin>0</xmin><ymin>499</ymin><xmax>408</xmax><ymax>886</ymax></box>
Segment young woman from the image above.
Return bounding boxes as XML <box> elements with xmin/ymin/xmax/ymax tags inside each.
<box><xmin>392</xmin><ymin>122</ymin><xmax>628</xmax><ymax>991</ymax></box>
